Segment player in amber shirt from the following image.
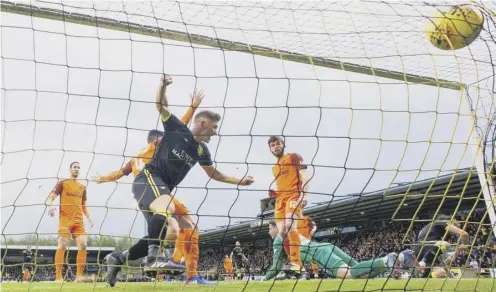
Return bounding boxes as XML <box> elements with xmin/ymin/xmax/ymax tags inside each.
<box><xmin>46</xmin><ymin>162</ymin><xmax>93</xmax><ymax>282</ymax></box>
<box><xmin>224</xmin><ymin>255</ymin><xmax>233</xmax><ymax>280</ymax></box>
<box><xmin>268</xmin><ymin>136</ymin><xmax>309</xmax><ymax>273</ymax></box>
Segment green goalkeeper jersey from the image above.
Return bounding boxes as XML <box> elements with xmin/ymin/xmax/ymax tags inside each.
<box><xmin>264</xmin><ymin>235</ymin><xmax>347</xmax><ymax>280</ymax></box>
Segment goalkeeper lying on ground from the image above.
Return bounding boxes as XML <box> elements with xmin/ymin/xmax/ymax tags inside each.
<box><xmin>259</xmin><ymin>221</ymin><xmax>403</xmax><ymax>281</ymax></box>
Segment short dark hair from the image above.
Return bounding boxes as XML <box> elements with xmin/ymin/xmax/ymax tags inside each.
<box><xmin>147</xmin><ymin>130</ymin><xmax>164</xmax><ymax>144</ymax></box>
<box><xmin>269</xmin><ymin>220</ymin><xmax>277</xmax><ymax>227</ymax></box>
<box><xmin>195</xmin><ymin>110</ymin><xmax>221</xmax><ymax>122</ymax></box>
<box><xmin>268</xmin><ymin>136</ymin><xmax>284</xmax><ymax>146</ymax></box>
<box><xmin>70</xmin><ymin>161</ymin><xmax>79</xmax><ymax>168</ymax></box>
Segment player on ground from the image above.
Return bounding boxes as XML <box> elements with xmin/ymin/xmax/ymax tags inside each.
<box><xmin>404</xmin><ymin>214</ymin><xmax>469</xmax><ymax>278</ymax></box>
<box><xmin>109</xmin><ymin>75</ymin><xmax>254</xmax><ymax>285</ymax></box>
<box><xmin>230</xmin><ymin>241</ymin><xmax>248</xmax><ymax>280</ymax></box>
<box><xmin>268</xmin><ymin>136</ymin><xmax>309</xmax><ymax>273</ymax></box>
<box><xmin>224</xmin><ymin>255</ymin><xmax>233</xmax><ymax>280</ymax></box>
<box><xmin>258</xmin><ymin>221</ymin><xmax>401</xmax><ymax>281</ymax></box>
<box><xmin>95</xmin><ymin>90</ymin><xmax>203</xmax><ymax>286</ymax></box>
<box><xmin>46</xmin><ymin>162</ymin><xmax>93</xmax><ymax>282</ymax></box>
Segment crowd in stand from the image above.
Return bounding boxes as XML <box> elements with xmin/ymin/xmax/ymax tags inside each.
<box><xmin>198</xmin><ymin>209</ymin><xmax>495</xmax><ymax>277</ymax></box>
<box><xmin>1</xmin><ymin>260</ymin><xmax>74</xmax><ymax>282</ymax></box>
<box><xmin>2</xmin><ymin>209</ymin><xmax>494</xmax><ymax>281</ymax></box>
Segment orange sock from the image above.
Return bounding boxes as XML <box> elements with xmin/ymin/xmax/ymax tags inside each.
<box><xmin>55</xmin><ymin>248</ymin><xmax>65</xmax><ymax>280</ymax></box>
<box><xmin>76</xmin><ymin>249</ymin><xmax>87</xmax><ymax>278</ymax></box>
<box><xmin>183</xmin><ymin>229</ymin><xmax>199</xmax><ymax>279</ymax></box>
<box><xmin>172</xmin><ymin>229</ymin><xmax>185</xmax><ymax>262</ymax></box>
<box><xmin>288</xmin><ymin>230</ymin><xmax>302</xmax><ymax>267</ymax></box>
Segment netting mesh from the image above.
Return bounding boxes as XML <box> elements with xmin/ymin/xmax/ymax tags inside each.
<box><xmin>1</xmin><ymin>0</ymin><xmax>496</xmax><ymax>290</ymax></box>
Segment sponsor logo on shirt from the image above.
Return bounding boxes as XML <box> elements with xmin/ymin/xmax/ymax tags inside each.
<box><xmin>172</xmin><ymin>148</ymin><xmax>194</xmax><ymax>167</ymax></box>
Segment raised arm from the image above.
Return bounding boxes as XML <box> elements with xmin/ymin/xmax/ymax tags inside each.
<box><xmin>180</xmin><ymin>89</ymin><xmax>204</xmax><ymax>125</ymax></box>
<box><xmin>156</xmin><ymin>75</ymin><xmax>173</xmax><ymax>122</ymax></box>
<box><xmin>46</xmin><ymin>181</ymin><xmax>63</xmax><ymax>217</ymax></box>
<box><xmin>201</xmin><ymin>165</ymin><xmax>254</xmax><ymax>186</ymax></box>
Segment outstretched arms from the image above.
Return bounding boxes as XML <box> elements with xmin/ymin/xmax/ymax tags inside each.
<box><xmin>201</xmin><ymin>165</ymin><xmax>254</xmax><ymax>186</ymax></box>
<box><xmin>93</xmin><ymin>160</ymin><xmax>133</xmax><ymax>184</ymax></box>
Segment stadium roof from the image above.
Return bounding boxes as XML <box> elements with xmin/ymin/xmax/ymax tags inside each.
<box><xmin>200</xmin><ymin>167</ymin><xmax>487</xmax><ymax>244</ymax></box>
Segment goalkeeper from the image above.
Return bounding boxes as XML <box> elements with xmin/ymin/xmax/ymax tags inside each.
<box><xmin>260</xmin><ymin>221</ymin><xmax>401</xmax><ymax>281</ymax></box>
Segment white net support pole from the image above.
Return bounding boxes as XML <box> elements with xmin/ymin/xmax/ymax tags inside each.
<box><xmin>462</xmin><ymin>87</ymin><xmax>496</xmax><ymax>238</ymax></box>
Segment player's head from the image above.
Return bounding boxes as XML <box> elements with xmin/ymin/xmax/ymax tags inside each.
<box><xmin>225</xmin><ymin>255</ymin><xmax>229</xmax><ymax>259</ymax></box>
<box><xmin>27</xmin><ymin>246</ymin><xmax>31</xmax><ymax>250</ymax></box>
<box><xmin>268</xmin><ymin>136</ymin><xmax>285</xmax><ymax>157</ymax></box>
<box><xmin>69</xmin><ymin>162</ymin><xmax>80</xmax><ymax>178</ymax></box>
<box><xmin>268</xmin><ymin>221</ymin><xmax>278</xmax><ymax>239</ymax></box>
<box><xmin>147</xmin><ymin>129</ymin><xmax>164</xmax><ymax>145</ymax></box>
<box><xmin>192</xmin><ymin>110</ymin><xmax>221</xmax><ymax>143</ymax></box>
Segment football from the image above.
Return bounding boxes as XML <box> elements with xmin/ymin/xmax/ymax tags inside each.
<box><xmin>426</xmin><ymin>5</ymin><xmax>484</xmax><ymax>50</ymax></box>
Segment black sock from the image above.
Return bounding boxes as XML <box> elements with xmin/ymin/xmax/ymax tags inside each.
<box><xmin>148</xmin><ymin>214</ymin><xmax>168</xmax><ymax>247</ymax></box>
<box><xmin>122</xmin><ymin>237</ymin><xmax>148</xmax><ymax>262</ymax></box>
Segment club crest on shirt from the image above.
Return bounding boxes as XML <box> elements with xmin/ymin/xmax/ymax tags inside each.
<box><xmin>198</xmin><ymin>145</ymin><xmax>204</xmax><ymax>156</ymax></box>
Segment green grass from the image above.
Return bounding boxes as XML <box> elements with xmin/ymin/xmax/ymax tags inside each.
<box><xmin>1</xmin><ymin>279</ymin><xmax>495</xmax><ymax>292</ymax></box>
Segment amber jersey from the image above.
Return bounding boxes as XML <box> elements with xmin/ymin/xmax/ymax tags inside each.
<box><xmin>120</xmin><ymin>143</ymin><xmax>157</xmax><ymax>178</ymax></box>
<box><xmin>144</xmin><ymin>114</ymin><xmax>213</xmax><ymax>190</ymax></box>
<box><xmin>52</xmin><ymin>179</ymin><xmax>87</xmax><ymax>222</ymax></box>
<box><xmin>272</xmin><ymin>153</ymin><xmax>306</xmax><ymax>197</ymax></box>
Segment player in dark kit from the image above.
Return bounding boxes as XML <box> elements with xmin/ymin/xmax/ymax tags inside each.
<box><xmin>107</xmin><ymin>75</ymin><xmax>254</xmax><ymax>285</ymax></box>
<box><xmin>230</xmin><ymin>241</ymin><xmax>248</xmax><ymax>280</ymax></box>
<box><xmin>410</xmin><ymin>215</ymin><xmax>469</xmax><ymax>278</ymax></box>
<box><xmin>21</xmin><ymin>246</ymin><xmax>39</xmax><ymax>281</ymax></box>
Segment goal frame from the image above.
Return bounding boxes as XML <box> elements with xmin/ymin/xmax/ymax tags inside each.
<box><xmin>2</xmin><ymin>0</ymin><xmax>495</xmax><ymax>238</ymax></box>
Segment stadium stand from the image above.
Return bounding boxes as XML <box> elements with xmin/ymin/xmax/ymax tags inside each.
<box><xmin>0</xmin><ymin>245</ymin><xmax>113</xmax><ymax>282</ymax></box>
<box><xmin>197</xmin><ymin>168</ymin><xmax>495</xmax><ymax>280</ymax></box>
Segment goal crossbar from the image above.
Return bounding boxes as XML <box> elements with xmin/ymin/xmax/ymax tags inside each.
<box><xmin>1</xmin><ymin>0</ymin><xmax>464</xmax><ymax>90</ymax></box>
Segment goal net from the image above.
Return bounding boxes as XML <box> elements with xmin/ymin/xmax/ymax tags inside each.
<box><xmin>1</xmin><ymin>0</ymin><xmax>495</xmax><ymax>289</ymax></box>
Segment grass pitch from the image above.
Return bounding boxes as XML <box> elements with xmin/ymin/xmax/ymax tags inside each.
<box><xmin>1</xmin><ymin>279</ymin><xmax>495</xmax><ymax>292</ymax></box>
